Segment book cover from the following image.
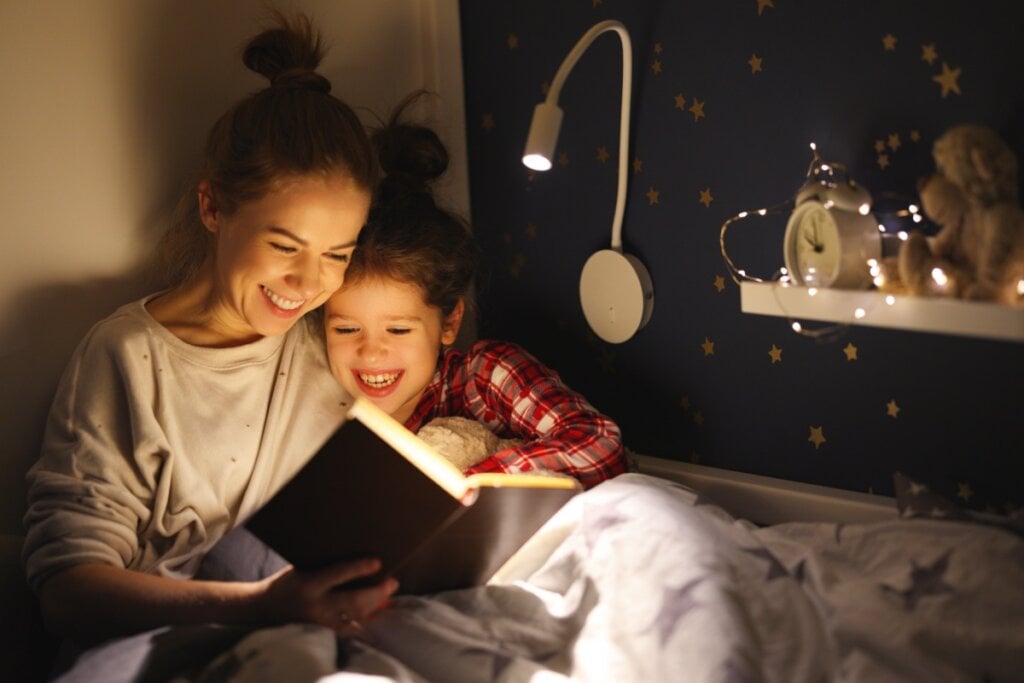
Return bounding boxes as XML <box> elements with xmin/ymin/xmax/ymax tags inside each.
<box><xmin>245</xmin><ymin>396</ymin><xmax>580</xmax><ymax>595</ymax></box>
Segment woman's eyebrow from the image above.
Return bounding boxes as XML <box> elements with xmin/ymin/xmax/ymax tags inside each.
<box><xmin>267</xmin><ymin>226</ymin><xmax>357</xmax><ymax>250</ymax></box>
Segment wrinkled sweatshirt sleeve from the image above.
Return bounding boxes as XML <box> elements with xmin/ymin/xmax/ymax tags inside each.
<box><xmin>458</xmin><ymin>341</ymin><xmax>626</xmax><ymax>489</ymax></box>
<box><xmin>22</xmin><ymin>328</ymin><xmax>154</xmax><ymax>593</ymax></box>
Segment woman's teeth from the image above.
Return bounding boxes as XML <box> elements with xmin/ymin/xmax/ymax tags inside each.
<box><xmin>360</xmin><ymin>372</ymin><xmax>399</xmax><ymax>388</ymax></box>
<box><xmin>262</xmin><ymin>285</ymin><xmax>303</xmax><ymax>310</ymax></box>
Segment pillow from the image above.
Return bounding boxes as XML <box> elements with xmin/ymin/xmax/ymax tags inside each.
<box><xmin>892</xmin><ymin>472</ymin><xmax>1024</xmax><ymax>539</ymax></box>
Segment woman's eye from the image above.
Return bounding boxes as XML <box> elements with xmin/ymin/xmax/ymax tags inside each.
<box><xmin>326</xmin><ymin>252</ymin><xmax>349</xmax><ymax>264</ymax></box>
<box><xmin>270</xmin><ymin>242</ymin><xmax>296</xmax><ymax>254</ymax></box>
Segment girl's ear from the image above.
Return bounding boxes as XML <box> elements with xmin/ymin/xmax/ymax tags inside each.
<box><xmin>440</xmin><ymin>298</ymin><xmax>465</xmax><ymax>345</ymax></box>
<box><xmin>197</xmin><ymin>181</ymin><xmax>220</xmax><ymax>234</ymax></box>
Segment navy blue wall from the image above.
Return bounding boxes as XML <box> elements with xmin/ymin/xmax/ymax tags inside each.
<box><xmin>458</xmin><ymin>0</ymin><xmax>1023</xmax><ymax>511</ymax></box>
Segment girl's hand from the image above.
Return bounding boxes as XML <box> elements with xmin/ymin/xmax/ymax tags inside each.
<box><xmin>257</xmin><ymin>557</ymin><xmax>399</xmax><ymax>634</ymax></box>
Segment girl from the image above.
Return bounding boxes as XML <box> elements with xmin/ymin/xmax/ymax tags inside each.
<box><xmin>324</xmin><ymin>113</ymin><xmax>626</xmax><ymax>490</ymax></box>
<box><xmin>22</xmin><ymin>12</ymin><xmax>396</xmax><ymax>647</ymax></box>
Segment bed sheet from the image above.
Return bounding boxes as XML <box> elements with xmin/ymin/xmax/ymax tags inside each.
<box><xmin>52</xmin><ymin>473</ymin><xmax>1024</xmax><ymax>683</ymax></box>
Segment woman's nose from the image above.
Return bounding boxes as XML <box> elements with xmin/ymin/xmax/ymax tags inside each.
<box><xmin>286</xmin><ymin>255</ymin><xmax>322</xmax><ymax>298</ymax></box>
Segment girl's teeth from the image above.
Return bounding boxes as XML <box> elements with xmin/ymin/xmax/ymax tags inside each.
<box><xmin>360</xmin><ymin>372</ymin><xmax>399</xmax><ymax>388</ymax></box>
<box><xmin>262</xmin><ymin>285</ymin><xmax>303</xmax><ymax>310</ymax></box>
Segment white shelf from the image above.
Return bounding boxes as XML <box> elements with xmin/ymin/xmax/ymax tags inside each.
<box><xmin>740</xmin><ymin>281</ymin><xmax>1024</xmax><ymax>343</ymax></box>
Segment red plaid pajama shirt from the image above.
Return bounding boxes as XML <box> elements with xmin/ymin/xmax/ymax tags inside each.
<box><xmin>403</xmin><ymin>340</ymin><xmax>626</xmax><ymax>489</ymax></box>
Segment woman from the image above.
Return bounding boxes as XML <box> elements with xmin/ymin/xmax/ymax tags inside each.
<box><xmin>22</xmin><ymin>12</ymin><xmax>396</xmax><ymax>647</ymax></box>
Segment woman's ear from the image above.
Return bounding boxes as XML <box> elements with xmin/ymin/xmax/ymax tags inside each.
<box><xmin>197</xmin><ymin>181</ymin><xmax>219</xmax><ymax>234</ymax></box>
<box><xmin>440</xmin><ymin>298</ymin><xmax>466</xmax><ymax>345</ymax></box>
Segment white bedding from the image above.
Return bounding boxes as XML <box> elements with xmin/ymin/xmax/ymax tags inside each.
<box><xmin>157</xmin><ymin>473</ymin><xmax>1024</xmax><ymax>683</ymax></box>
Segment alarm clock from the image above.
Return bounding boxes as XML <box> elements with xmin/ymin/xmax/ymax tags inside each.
<box><xmin>783</xmin><ymin>177</ymin><xmax>881</xmax><ymax>289</ymax></box>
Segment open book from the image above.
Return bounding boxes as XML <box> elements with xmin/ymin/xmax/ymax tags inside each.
<box><xmin>246</xmin><ymin>396</ymin><xmax>581</xmax><ymax>595</ymax></box>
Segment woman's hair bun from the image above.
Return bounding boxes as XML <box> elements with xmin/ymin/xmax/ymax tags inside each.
<box><xmin>243</xmin><ymin>12</ymin><xmax>330</xmax><ymax>93</ymax></box>
<box><xmin>375</xmin><ymin>122</ymin><xmax>449</xmax><ymax>193</ymax></box>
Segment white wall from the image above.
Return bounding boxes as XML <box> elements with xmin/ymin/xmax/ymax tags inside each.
<box><xmin>0</xmin><ymin>0</ymin><xmax>468</xmax><ymax>535</ymax></box>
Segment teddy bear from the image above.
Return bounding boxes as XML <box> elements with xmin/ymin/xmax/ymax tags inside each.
<box><xmin>894</xmin><ymin>124</ymin><xmax>1024</xmax><ymax>305</ymax></box>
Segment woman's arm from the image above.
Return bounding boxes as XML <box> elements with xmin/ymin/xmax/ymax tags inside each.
<box><xmin>38</xmin><ymin>560</ymin><xmax>397</xmax><ymax>644</ymax></box>
<box><xmin>456</xmin><ymin>341</ymin><xmax>627</xmax><ymax>489</ymax></box>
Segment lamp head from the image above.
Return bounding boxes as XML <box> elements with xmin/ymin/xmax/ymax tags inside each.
<box><xmin>522</xmin><ymin>102</ymin><xmax>564</xmax><ymax>171</ymax></box>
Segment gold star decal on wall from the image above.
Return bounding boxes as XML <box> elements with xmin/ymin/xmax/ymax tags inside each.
<box><xmin>651</xmin><ymin>59</ymin><xmax>663</xmax><ymax>75</ymax></box>
<box><xmin>689</xmin><ymin>98</ymin><xmax>706</xmax><ymax>121</ymax></box>
<box><xmin>632</xmin><ymin>157</ymin><xmax>643</xmax><ymax>173</ymax></box>
<box><xmin>808</xmin><ymin>426</ymin><xmax>826</xmax><ymax>449</ymax></box>
<box><xmin>887</xmin><ymin>133</ymin><xmax>901</xmax><ymax>151</ymax></box>
<box><xmin>714</xmin><ymin>275</ymin><xmax>726</xmax><ymax>292</ymax></box>
<box><xmin>693</xmin><ymin>410</ymin><xmax>705</xmax><ymax>425</ymax></box>
<box><xmin>507</xmin><ymin>34</ymin><xmax>519</xmax><ymax>49</ymax></box>
<box><xmin>701</xmin><ymin>337</ymin><xmax>715</xmax><ymax>356</ymax></box>
<box><xmin>874</xmin><ymin>139</ymin><xmax>886</xmax><ymax>153</ymax></box>
<box><xmin>525</xmin><ymin>223</ymin><xmax>538</xmax><ymax>239</ymax></box>
<box><xmin>756</xmin><ymin>0</ymin><xmax>774</xmax><ymax>16</ymax></box>
<box><xmin>558</xmin><ymin>152</ymin><xmax>570</xmax><ymax>167</ymax></box>
<box><xmin>910</xmin><ymin>130</ymin><xmax>921</xmax><ymax>142</ymax></box>
<box><xmin>957</xmin><ymin>482</ymin><xmax>974</xmax><ymax>503</ymax></box>
<box><xmin>886</xmin><ymin>399</ymin><xmax>900</xmax><ymax>418</ymax></box>
<box><xmin>592</xmin><ymin>0</ymin><xmax>603</xmax><ymax>6</ymax></box>
<box><xmin>646</xmin><ymin>187</ymin><xmax>660</xmax><ymax>205</ymax></box>
<box><xmin>482</xmin><ymin>113</ymin><xmax>496</xmax><ymax>131</ymax></box>
<box><xmin>877</xmin><ymin>153</ymin><xmax>890</xmax><ymax>169</ymax></box>
<box><xmin>654</xmin><ymin>42</ymin><xmax>663</xmax><ymax>55</ymax></box>
<box><xmin>768</xmin><ymin>344</ymin><xmax>782</xmax><ymax>363</ymax></box>
<box><xmin>680</xmin><ymin>396</ymin><xmax>691</xmax><ymax>410</ymax></box>
<box><xmin>882</xmin><ymin>34</ymin><xmax>897</xmax><ymax>51</ymax></box>
<box><xmin>933</xmin><ymin>62</ymin><xmax>962</xmax><ymax>97</ymax></box>
<box><xmin>843</xmin><ymin>342</ymin><xmax>858</xmax><ymax>361</ymax></box>
<box><xmin>596</xmin><ymin>146</ymin><xmax>610</xmax><ymax>163</ymax></box>
<box><xmin>674</xmin><ymin>93</ymin><xmax>687</xmax><ymax>110</ymax></box>
<box><xmin>748</xmin><ymin>54</ymin><xmax>763</xmax><ymax>74</ymax></box>
<box><xmin>921</xmin><ymin>43</ymin><xmax>938</xmax><ymax>65</ymax></box>
<box><xmin>509</xmin><ymin>253</ymin><xmax>526</xmax><ymax>277</ymax></box>
<box><xmin>699</xmin><ymin>187</ymin><xmax>714</xmax><ymax>207</ymax></box>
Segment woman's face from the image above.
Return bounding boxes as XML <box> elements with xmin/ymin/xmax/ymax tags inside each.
<box><xmin>201</xmin><ymin>174</ymin><xmax>371</xmax><ymax>342</ymax></box>
<box><xmin>324</xmin><ymin>277</ymin><xmax>463</xmax><ymax>424</ymax></box>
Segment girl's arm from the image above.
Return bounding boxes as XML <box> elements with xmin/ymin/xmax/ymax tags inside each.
<box><xmin>38</xmin><ymin>559</ymin><xmax>397</xmax><ymax>644</ymax></box>
<box><xmin>456</xmin><ymin>341</ymin><xmax>627</xmax><ymax>489</ymax></box>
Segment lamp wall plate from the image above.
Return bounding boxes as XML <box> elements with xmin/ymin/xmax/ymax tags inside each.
<box><xmin>579</xmin><ymin>249</ymin><xmax>654</xmax><ymax>344</ymax></box>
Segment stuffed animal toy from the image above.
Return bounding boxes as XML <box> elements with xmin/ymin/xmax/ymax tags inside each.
<box><xmin>417</xmin><ymin>416</ymin><xmax>523</xmax><ymax>471</ymax></box>
<box><xmin>895</xmin><ymin>124</ymin><xmax>1024</xmax><ymax>305</ymax></box>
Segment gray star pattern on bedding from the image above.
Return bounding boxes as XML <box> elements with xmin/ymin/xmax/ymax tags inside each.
<box><xmin>740</xmin><ymin>546</ymin><xmax>790</xmax><ymax>581</ymax></box>
<box><xmin>880</xmin><ymin>549</ymin><xmax>955</xmax><ymax>611</ymax></box>
<box><xmin>649</xmin><ymin>576</ymin><xmax>704</xmax><ymax>646</ymax></box>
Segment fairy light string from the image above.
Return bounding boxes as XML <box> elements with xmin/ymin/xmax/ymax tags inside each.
<box><xmin>720</xmin><ymin>142</ymin><xmax>924</xmax><ymax>339</ymax></box>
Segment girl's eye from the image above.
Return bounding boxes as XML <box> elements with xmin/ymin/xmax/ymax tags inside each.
<box><xmin>270</xmin><ymin>242</ymin><xmax>296</xmax><ymax>254</ymax></box>
<box><xmin>387</xmin><ymin>327</ymin><xmax>412</xmax><ymax>335</ymax></box>
<box><xmin>327</xmin><ymin>252</ymin><xmax>349</xmax><ymax>264</ymax></box>
<box><xmin>332</xmin><ymin>326</ymin><xmax>359</xmax><ymax>335</ymax></box>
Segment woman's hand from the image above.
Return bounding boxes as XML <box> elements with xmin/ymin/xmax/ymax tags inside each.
<box><xmin>257</xmin><ymin>558</ymin><xmax>399</xmax><ymax>634</ymax></box>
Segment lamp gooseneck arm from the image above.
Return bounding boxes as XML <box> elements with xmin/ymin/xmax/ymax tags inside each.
<box><xmin>546</xmin><ymin>20</ymin><xmax>632</xmax><ymax>251</ymax></box>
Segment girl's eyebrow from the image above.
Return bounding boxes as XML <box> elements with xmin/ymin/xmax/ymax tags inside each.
<box><xmin>268</xmin><ymin>226</ymin><xmax>357</xmax><ymax>250</ymax></box>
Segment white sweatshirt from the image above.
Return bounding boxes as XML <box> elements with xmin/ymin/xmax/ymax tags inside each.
<box><xmin>22</xmin><ymin>296</ymin><xmax>350</xmax><ymax>592</ymax></box>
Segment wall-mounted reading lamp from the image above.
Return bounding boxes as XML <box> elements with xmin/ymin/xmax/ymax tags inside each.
<box><xmin>522</xmin><ymin>20</ymin><xmax>654</xmax><ymax>344</ymax></box>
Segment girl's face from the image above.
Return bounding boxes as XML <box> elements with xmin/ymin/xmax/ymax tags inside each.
<box><xmin>200</xmin><ymin>174</ymin><xmax>371</xmax><ymax>343</ymax></box>
<box><xmin>324</xmin><ymin>277</ymin><xmax>463</xmax><ymax>423</ymax></box>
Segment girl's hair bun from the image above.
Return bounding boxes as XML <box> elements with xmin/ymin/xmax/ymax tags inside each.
<box><xmin>375</xmin><ymin>122</ymin><xmax>449</xmax><ymax>194</ymax></box>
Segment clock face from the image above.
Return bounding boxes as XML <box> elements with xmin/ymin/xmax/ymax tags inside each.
<box><xmin>788</xmin><ymin>202</ymin><xmax>839</xmax><ymax>286</ymax></box>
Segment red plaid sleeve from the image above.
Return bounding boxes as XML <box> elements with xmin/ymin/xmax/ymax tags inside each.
<box><xmin>408</xmin><ymin>340</ymin><xmax>625</xmax><ymax>489</ymax></box>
